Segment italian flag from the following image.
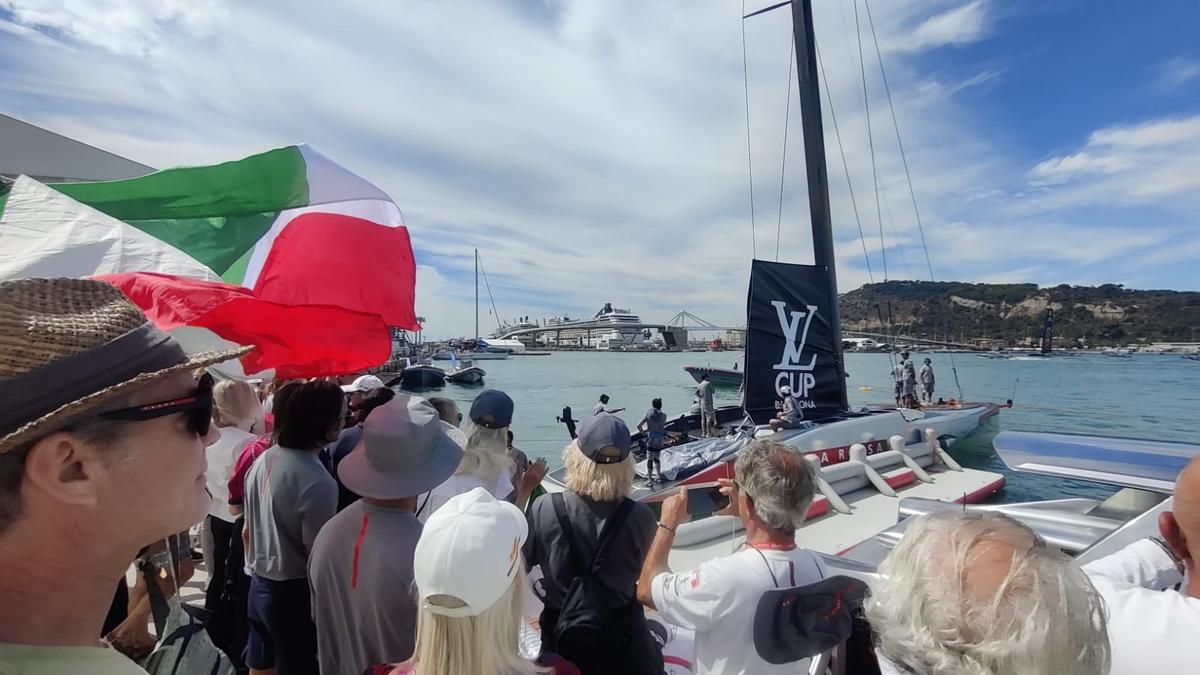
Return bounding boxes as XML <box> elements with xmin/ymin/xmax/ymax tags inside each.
<box><xmin>0</xmin><ymin>144</ymin><xmax>418</xmax><ymax>330</ymax></box>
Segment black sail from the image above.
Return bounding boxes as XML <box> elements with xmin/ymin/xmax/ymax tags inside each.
<box><xmin>744</xmin><ymin>259</ymin><xmax>845</xmax><ymax>424</ymax></box>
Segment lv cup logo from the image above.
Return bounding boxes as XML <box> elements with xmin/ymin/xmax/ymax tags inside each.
<box><xmin>771</xmin><ymin>300</ymin><xmax>819</xmax><ymax>407</ymax></box>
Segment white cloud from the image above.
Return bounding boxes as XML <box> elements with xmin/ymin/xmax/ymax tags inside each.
<box><xmin>1026</xmin><ymin>115</ymin><xmax>1200</xmax><ymax>201</ymax></box>
<box><xmin>0</xmin><ymin>0</ymin><xmax>1195</xmax><ymax>340</ymax></box>
<box><xmin>906</xmin><ymin>0</ymin><xmax>990</xmax><ymax>51</ymax></box>
<box><xmin>1153</xmin><ymin>57</ymin><xmax>1200</xmax><ymax>92</ymax></box>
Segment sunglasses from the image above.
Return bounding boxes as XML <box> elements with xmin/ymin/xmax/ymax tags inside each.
<box><xmin>100</xmin><ymin>373</ymin><xmax>215</xmax><ymax>438</ymax></box>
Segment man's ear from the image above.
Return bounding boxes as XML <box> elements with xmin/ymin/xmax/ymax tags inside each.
<box><xmin>22</xmin><ymin>432</ymin><xmax>104</xmax><ymax>508</ymax></box>
<box><xmin>1159</xmin><ymin>511</ymin><xmax>1191</xmax><ymax>565</ymax></box>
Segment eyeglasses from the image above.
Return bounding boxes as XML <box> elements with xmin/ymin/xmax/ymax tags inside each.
<box><xmin>100</xmin><ymin>373</ymin><xmax>214</xmax><ymax>438</ymax></box>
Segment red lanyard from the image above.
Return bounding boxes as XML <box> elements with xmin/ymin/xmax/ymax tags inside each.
<box><xmin>748</xmin><ymin>540</ymin><xmax>796</xmax><ymax>551</ymax></box>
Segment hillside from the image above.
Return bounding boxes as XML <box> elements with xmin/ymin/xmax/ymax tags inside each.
<box><xmin>839</xmin><ymin>281</ymin><xmax>1200</xmax><ymax>347</ymax></box>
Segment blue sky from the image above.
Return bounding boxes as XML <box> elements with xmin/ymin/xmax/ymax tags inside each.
<box><xmin>0</xmin><ymin>0</ymin><xmax>1197</xmax><ymax>338</ymax></box>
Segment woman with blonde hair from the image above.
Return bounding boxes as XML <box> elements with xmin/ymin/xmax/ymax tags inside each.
<box><xmin>419</xmin><ymin>390</ymin><xmax>546</xmax><ymax>521</ymax></box>
<box><xmin>364</xmin><ymin>488</ymin><xmax>578</xmax><ymax>675</ymax></box>
<box><xmin>523</xmin><ymin>414</ymin><xmax>662</xmax><ymax>674</ymax></box>
<box><xmin>201</xmin><ymin>378</ymin><xmax>263</xmax><ymax>610</ymax></box>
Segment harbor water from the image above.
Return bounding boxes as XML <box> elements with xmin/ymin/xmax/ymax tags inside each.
<box><xmin>422</xmin><ymin>351</ymin><xmax>1199</xmax><ymax>504</ymax></box>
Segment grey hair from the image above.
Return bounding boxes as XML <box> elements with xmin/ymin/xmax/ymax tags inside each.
<box><xmin>733</xmin><ymin>439</ymin><xmax>816</xmax><ymax>534</ymax></box>
<box><xmin>864</xmin><ymin>511</ymin><xmax>1110</xmax><ymax>675</ymax></box>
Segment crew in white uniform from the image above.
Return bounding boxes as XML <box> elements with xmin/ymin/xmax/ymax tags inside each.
<box><xmin>1082</xmin><ymin>455</ymin><xmax>1200</xmax><ymax>675</ymax></box>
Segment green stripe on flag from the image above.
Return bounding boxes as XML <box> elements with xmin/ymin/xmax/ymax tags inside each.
<box><xmin>51</xmin><ymin>146</ymin><xmax>311</xmax><ymax>278</ymax></box>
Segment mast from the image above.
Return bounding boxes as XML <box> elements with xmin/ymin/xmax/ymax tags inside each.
<box><xmin>790</xmin><ymin>0</ymin><xmax>849</xmax><ymax>409</ymax></box>
<box><xmin>474</xmin><ymin>248</ymin><xmax>480</xmax><ymax>343</ymax></box>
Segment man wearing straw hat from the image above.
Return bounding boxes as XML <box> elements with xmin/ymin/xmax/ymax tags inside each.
<box><xmin>0</xmin><ymin>278</ymin><xmax>249</xmax><ymax>673</ymax></box>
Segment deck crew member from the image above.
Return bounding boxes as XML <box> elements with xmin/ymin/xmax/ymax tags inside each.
<box><xmin>591</xmin><ymin>393</ymin><xmax>623</xmax><ymax>416</ymax></box>
<box><xmin>891</xmin><ymin>360</ymin><xmax>904</xmax><ymax>406</ymax></box>
<box><xmin>1082</xmin><ymin>455</ymin><xmax>1200</xmax><ymax>674</ymax></box>
<box><xmin>866</xmin><ymin>511</ymin><xmax>1109</xmax><ymax>675</ymax></box>
<box><xmin>918</xmin><ymin>358</ymin><xmax>935</xmax><ymax>404</ymax></box>
<box><xmin>695</xmin><ymin>374</ymin><xmax>717</xmax><ymax>437</ymax></box>
<box><xmin>638</xmin><ymin>440</ymin><xmax>827</xmax><ymax>675</ymax></box>
<box><xmin>0</xmin><ymin>279</ymin><xmax>249</xmax><ymax>675</ymax></box>
<box><xmin>768</xmin><ymin>386</ymin><xmax>802</xmax><ymax>433</ymax></box>
<box><xmin>637</xmin><ymin>398</ymin><xmax>668</xmax><ymax>484</ymax></box>
<box><xmin>900</xmin><ymin>352</ymin><xmax>918</xmax><ymax>409</ymax></box>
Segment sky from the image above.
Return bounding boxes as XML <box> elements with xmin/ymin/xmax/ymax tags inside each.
<box><xmin>0</xmin><ymin>0</ymin><xmax>1197</xmax><ymax>339</ymax></box>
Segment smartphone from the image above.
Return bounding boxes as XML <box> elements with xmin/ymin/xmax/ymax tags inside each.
<box><xmin>686</xmin><ymin>483</ymin><xmax>730</xmax><ymax>515</ymax></box>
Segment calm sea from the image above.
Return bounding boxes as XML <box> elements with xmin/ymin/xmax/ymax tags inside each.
<box><xmin>421</xmin><ymin>351</ymin><xmax>1199</xmax><ymax>503</ymax></box>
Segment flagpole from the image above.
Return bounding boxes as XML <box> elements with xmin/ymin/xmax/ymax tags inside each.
<box><xmin>475</xmin><ymin>248</ymin><xmax>480</xmax><ymax>343</ymax></box>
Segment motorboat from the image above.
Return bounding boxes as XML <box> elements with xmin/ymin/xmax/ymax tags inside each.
<box><xmin>446</xmin><ymin>365</ymin><xmax>486</xmax><ymax>385</ymax></box>
<box><xmin>387</xmin><ymin>364</ymin><xmax>446</xmax><ymax>389</ymax></box>
<box><xmin>683</xmin><ymin>364</ymin><xmax>743</xmax><ymax>388</ymax></box>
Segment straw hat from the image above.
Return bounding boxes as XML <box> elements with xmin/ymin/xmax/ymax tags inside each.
<box><xmin>0</xmin><ymin>278</ymin><xmax>251</xmax><ymax>455</ymax></box>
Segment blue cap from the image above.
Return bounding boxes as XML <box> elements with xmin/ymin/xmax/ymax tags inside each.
<box><xmin>577</xmin><ymin>412</ymin><xmax>631</xmax><ymax>464</ymax></box>
<box><xmin>469</xmin><ymin>389</ymin><xmax>514</xmax><ymax>429</ymax></box>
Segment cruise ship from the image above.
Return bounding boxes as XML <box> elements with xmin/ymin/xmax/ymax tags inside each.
<box><xmin>588</xmin><ymin>303</ymin><xmax>645</xmax><ymax>350</ymax></box>
<box><xmin>536</xmin><ymin>305</ymin><xmax>645</xmax><ymax>349</ymax></box>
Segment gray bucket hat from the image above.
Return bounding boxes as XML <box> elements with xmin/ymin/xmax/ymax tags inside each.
<box><xmin>337</xmin><ymin>393</ymin><xmax>465</xmax><ymax>500</ymax></box>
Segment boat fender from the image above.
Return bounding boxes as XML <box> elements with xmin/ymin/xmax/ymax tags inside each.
<box><xmin>889</xmin><ymin>435</ymin><xmax>932</xmax><ymax>483</ymax></box>
<box><xmin>849</xmin><ymin>443</ymin><xmax>897</xmax><ymax>497</ymax></box>
<box><xmin>925</xmin><ymin>428</ymin><xmax>963</xmax><ymax>471</ymax></box>
<box><xmin>805</xmin><ymin>455</ymin><xmax>851</xmax><ymax>515</ymax></box>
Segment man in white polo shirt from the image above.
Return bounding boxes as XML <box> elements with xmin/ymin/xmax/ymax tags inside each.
<box><xmin>637</xmin><ymin>439</ymin><xmax>826</xmax><ymax>675</ymax></box>
<box><xmin>1082</xmin><ymin>455</ymin><xmax>1200</xmax><ymax>674</ymax></box>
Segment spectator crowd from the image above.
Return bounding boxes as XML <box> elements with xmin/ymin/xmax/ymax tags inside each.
<box><xmin>2</xmin><ymin>278</ymin><xmax>1199</xmax><ymax>675</ymax></box>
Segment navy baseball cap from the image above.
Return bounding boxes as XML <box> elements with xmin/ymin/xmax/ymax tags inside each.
<box><xmin>753</xmin><ymin>576</ymin><xmax>867</xmax><ymax>664</ymax></box>
<box><xmin>577</xmin><ymin>412</ymin><xmax>631</xmax><ymax>464</ymax></box>
<box><xmin>469</xmin><ymin>390</ymin><xmax>514</xmax><ymax>429</ymax></box>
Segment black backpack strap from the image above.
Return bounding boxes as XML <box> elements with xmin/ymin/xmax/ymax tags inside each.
<box><xmin>139</xmin><ymin>557</ymin><xmax>170</xmax><ymax>638</ymax></box>
<box><xmin>551</xmin><ymin>492</ymin><xmax>587</xmax><ymax>574</ymax></box>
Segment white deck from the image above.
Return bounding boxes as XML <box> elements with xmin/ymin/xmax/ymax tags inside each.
<box><xmin>667</xmin><ymin>465</ymin><xmax>1005</xmax><ymax>570</ymax></box>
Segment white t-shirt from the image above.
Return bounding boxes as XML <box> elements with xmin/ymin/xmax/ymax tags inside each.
<box><xmin>204</xmin><ymin>426</ymin><xmax>257</xmax><ymax>522</ymax></box>
<box><xmin>651</xmin><ymin>545</ymin><xmax>827</xmax><ymax>675</ymax></box>
<box><xmin>417</xmin><ymin>471</ymin><xmax>514</xmax><ymax>523</ymax></box>
<box><xmin>1082</xmin><ymin>538</ymin><xmax>1200</xmax><ymax>675</ymax></box>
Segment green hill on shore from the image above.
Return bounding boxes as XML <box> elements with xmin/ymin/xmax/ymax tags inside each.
<box><xmin>839</xmin><ymin>281</ymin><xmax>1200</xmax><ymax>347</ymax></box>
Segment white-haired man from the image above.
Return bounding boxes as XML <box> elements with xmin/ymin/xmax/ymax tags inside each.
<box><xmin>0</xmin><ymin>279</ymin><xmax>248</xmax><ymax>673</ymax></box>
<box><xmin>1081</xmin><ymin>455</ymin><xmax>1200</xmax><ymax>674</ymax></box>
<box><xmin>865</xmin><ymin>510</ymin><xmax>1110</xmax><ymax>675</ymax></box>
<box><xmin>638</xmin><ymin>439</ymin><xmax>827</xmax><ymax>674</ymax></box>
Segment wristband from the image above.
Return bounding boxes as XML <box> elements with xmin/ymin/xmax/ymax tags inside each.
<box><xmin>656</xmin><ymin>522</ymin><xmax>676</xmax><ymax>534</ymax></box>
<box><xmin>1148</xmin><ymin>536</ymin><xmax>1187</xmax><ymax>576</ymax></box>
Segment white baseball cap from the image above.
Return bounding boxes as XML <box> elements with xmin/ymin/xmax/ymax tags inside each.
<box><xmin>342</xmin><ymin>374</ymin><xmax>385</xmax><ymax>393</ymax></box>
<box><xmin>414</xmin><ymin>487</ymin><xmax>528</xmax><ymax>617</ymax></box>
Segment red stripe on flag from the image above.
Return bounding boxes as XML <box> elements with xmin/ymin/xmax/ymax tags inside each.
<box><xmin>254</xmin><ymin>213</ymin><xmax>419</xmax><ymax>330</ymax></box>
<box><xmin>97</xmin><ymin>272</ymin><xmax>392</xmax><ymax>379</ymax></box>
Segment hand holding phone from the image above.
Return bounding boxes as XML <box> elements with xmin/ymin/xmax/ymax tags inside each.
<box><xmin>686</xmin><ymin>482</ymin><xmax>731</xmax><ymax>515</ymax></box>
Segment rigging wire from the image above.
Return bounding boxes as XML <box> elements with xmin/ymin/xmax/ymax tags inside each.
<box><xmin>864</xmin><ymin>0</ymin><xmax>934</xmax><ymax>282</ymax></box>
<box><xmin>476</xmin><ymin>255</ymin><xmax>503</xmax><ymax>330</ymax></box>
<box><xmin>741</xmin><ymin>0</ymin><xmax>758</xmax><ymax>259</ymax></box>
<box><xmin>816</xmin><ymin>41</ymin><xmax>873</xmax><ymax>284</ymax></box>
<box><xmin>881</xmin><ymin>183</ymin><xmax>913</xmax><ymax>279</ymax></box>
<box><xmin>775</xmin><ymin>35</ymin><xmax>795</xmax><ymax>262</ymax></box>
<box><xmin>854</xmin><ymin>0</ymin><xmax>887</xmax><ymax>281</ymax></box>
<box><xmin>864</xmin><ymin>0</ymin><xmax>963</xmax><ymax>398</ymax></box>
